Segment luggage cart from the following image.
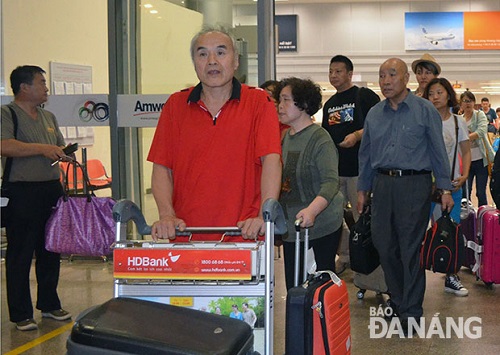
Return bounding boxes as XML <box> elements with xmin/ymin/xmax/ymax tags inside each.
<box><xmin>111</xmin><ymin>199</ymin><xmax>286</xmax><ymax>355</ymax></box>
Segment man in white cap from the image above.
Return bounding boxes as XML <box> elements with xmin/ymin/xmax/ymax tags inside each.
<box><xmin>411</xmin><ymin>53</ymin><xmax>441</xmax><ymax>97</ymax></box>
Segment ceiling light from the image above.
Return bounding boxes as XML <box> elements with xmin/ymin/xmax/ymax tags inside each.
<box><xmin>144</xmin><ymin>4</ymin><xmax>153</xmax><ymax>8</ymax></box>
<box><xmin>150</xmin><ymin>10</ymin><xmax>158</xmax><ymax>14</ymax></box>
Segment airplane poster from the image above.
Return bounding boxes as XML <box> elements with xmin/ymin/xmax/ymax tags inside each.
<box><xmin>405</xmin><ymin>12</ymin><xmax>500</xmax><ymax>51</ymax></box>
<box><xmin>405</xmin><ymin>12</ymin><xmax>464</xmax><ymax>50</ymax></box>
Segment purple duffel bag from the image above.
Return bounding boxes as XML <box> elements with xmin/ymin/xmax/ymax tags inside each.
<box><xmin>45</xmin><ymin>195</ymin><xmax>116</xmax><ymax>256</ymax></box>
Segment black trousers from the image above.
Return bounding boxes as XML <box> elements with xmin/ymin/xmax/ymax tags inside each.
<box><xmin>371</xmin><ymin>173</ymin><xmax>432</xmax><ymax>321</ymax></box>
<box><xmin>5</xmin><ymin>180</ymin><xmax>63</xmax><ymax>322</ymax></box>
<box><xmin>283</xmin><ymin>226</ymin><xmax>342</xmax><ymax>291</ymax></box>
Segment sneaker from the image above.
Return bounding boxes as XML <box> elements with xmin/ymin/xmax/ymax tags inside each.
<box><xmin>445</xmin><ymin>274</ymin><xmax>469</xmax><ymax>297</ymax></box>
<box><xmin>16</xmin><ymin>318</ymin><xmax>38</xmax><ymax>331</ymax></box>
<box><xmin>42</xmin><ymin>309</ymin><xmax>72</xmax><ymax>321</ymax></box>
<box><xmin>335</xmin><ymin>260</ymin><xmax>350</xmax><ymax>275</ymax></box>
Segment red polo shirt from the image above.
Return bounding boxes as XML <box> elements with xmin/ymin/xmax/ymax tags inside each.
<box><xmin>148</xmin><ymin>79</ymin><xmax>281</xmax><ymax>239</ymax></box>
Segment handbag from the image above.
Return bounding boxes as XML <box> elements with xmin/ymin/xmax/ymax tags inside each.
<box><xmin>420</xmin><ymin>210</ymin><xmax>465</xmax><ymax>274</ymax></box>
<box><xmin>45</xmin><ymin>160</ymin><xmax>116</xmax><ymax>256</ymax></box>
<box><xmin>1</xmin><ymin>107</ymin><xmax>18</xmax><ymax>228</ymax></box>
<box><xmin>349</xmin><ymin>206</ymin><xmax>379</xmax><ymax>275</ymax></box>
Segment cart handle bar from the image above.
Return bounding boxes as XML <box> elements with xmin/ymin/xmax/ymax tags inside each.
<box><xmin>113</xmin><ymin>198</ymin><xmax>287</xmax><ymax>236</ymax></box>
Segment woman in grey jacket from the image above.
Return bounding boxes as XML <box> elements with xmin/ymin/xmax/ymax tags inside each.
<box><xmin>460</xmin><ymin>91</ymin><xmax>495</xmax><ymax>206</ymax></box>
<box><xmin>275</xmin><ymin>77</ymin><xmax>344</xmax><ymax>290</ymax></box>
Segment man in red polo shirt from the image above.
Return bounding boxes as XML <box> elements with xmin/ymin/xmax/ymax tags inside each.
<box><xmin>148</xmin><ymin>25</ymin><xmax>282</xmax><ymax>241</ymax></box>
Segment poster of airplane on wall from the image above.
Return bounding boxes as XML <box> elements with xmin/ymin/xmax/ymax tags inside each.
<box><xmin>405</xmin><ymin>12</ymin><xmax>464</xmax><ymax>50</ymax></box>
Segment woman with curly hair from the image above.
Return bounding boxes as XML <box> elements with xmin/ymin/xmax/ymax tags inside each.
<box><xmin>276</xmin><ymin>77</ymin><xmax>344</xmax><ymax>290</ymax></box>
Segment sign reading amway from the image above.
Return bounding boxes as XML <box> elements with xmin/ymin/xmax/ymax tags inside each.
<box><xmin>113</xmin><ymin>248</ymin><xmax>253</xmax><ymax>280</ymax></box>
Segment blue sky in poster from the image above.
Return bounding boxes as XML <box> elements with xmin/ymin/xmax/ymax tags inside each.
<box><xmin>405</xmin><ymin>12</ymin><xmax>464</xmax><ymax>50</ymax></box>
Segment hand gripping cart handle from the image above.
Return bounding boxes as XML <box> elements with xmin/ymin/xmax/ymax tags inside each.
<box><xmin>112</xmin><ymin>198</ymin><xmax>286</xmax><ymax>355</ymax></box>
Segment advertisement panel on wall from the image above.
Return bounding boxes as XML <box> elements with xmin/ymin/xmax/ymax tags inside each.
<box><xmin>117</xmin><ymin>94</ymin><xmax>169</xmax><ymax>127</ymax></box>
<box><xmin>405</xmin><ymin>11</ymin><xmax>500</xmax><ymax>51</ymax></box>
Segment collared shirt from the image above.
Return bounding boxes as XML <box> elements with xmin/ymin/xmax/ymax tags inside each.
<box><xmin>147</xmin><ymin>78</ymin><xmax>281</xmax><ymax>232</ymax></box>
<box><xmin>358</xmin><ymin>91</ymin><xmax>452</xmax><ymax>191</ymax></box>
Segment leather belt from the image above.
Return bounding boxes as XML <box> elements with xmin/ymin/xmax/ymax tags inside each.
<box><xmin>377</xmin><ymin>169</ymin><xmax>431</xmax><ymax>177</ymax></box>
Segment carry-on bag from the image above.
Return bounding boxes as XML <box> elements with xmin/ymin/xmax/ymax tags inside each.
<box><xmin>353</xmin><ymin>265</ymin><xmax>389</xmax><ymax>300</ymax></box>
<box><xmin>349</xmin><ymin>206</ymin><xmax>379</xmax><ymax>275</ymax></box>
<box><xmin>475</xmin><ymin>206</ymin><xmax>500</xmax><ymax>288</ymax></box>
<box><xmin>420</xmin><ymin>210</ymin><xmax>465</xmax><ymax>274</ymax></box>
<box><xmin>67</xmin><ymin>297</ymin><xmax>253</xmax><ymax>355</ymax></box>
<box><xmin>285</xmin><ymin>221</ymin><xmax>351</xmax><ymax>355</ymax></box>
<box><xmin>45</xmin><ymin>157</ymin><xmax>115</xmax><ymax>257</ymax></box>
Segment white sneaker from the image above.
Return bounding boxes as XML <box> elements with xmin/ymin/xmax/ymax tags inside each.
<box><xmin>445</xmin><ymin>274</ymin><xmax>469</xmax><ymax>297</ymax></box>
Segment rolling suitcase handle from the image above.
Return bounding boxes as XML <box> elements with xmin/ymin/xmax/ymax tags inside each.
<box><xmin>294</xmin><ymin>218</ymin><xmax>310</xmax><ymax>288</ymax></box>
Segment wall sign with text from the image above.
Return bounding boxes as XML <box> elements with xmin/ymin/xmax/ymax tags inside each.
<box><xmin>276</xmin><ymin>15</ymin><xmax>298</xmax><ymax>52</ymax></box>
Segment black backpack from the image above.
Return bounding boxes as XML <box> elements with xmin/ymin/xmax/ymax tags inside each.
<box><xmin>490</xmin><ymin>149</ymin><xmax>500</xmax><ymax>207</ymax></box>
<box><xmin>421</xmin><ymin>211</ymin><xmax>465</xmax><ymax>274</ymax></box>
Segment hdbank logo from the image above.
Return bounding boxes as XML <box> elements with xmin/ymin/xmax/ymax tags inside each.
<box><xmin>79</xmin><ymin>100</ymin><xmax>109</xmax><ymax>122</ymax></box>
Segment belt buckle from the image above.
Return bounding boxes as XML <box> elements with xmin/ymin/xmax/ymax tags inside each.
<box><xmin>389</xmin><ymin>169</ymin><xmax>402</xmax><ymax>177</ymax></box>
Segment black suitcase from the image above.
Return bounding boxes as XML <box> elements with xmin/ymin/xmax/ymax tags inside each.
<box><xmin>67</xmin><ymin>297</ymin><xmax>254</xmax><ymax>355</ymax></box>
<box><xmin>285</xmin><ymin>276</ymin><xmax>328</xmax><ymax>354</ymax></box>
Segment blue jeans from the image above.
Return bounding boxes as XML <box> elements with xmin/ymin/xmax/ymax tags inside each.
<box><xmin>466</xmin><ymin>159</ymin><xmax>489</xmax><ymax>206</ymax></box>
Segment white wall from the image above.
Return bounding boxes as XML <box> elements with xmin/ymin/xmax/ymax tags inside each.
<box><xmin>273</xmin><ymin>0</ymin><xmax>500</xmax><ymax>107</ymax></box>
<box><xmin>1</xmin><ymin>0</ymin><xmax>111</xmax><ymax>188</ymax></box>
<box><xmin>139</xmin><ymin>0</ymin><xmax>203</xmax><ymax>193</ymax></box>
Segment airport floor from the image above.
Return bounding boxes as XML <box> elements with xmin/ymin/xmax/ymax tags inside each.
<box><xmin>2</xmin><ymin>249</ymin><xmax>500</xmax><ymax>354</ymax></box>
<box><xmin>2</xmin><ymin>192</ymin><xmax>499</xmax><ymax>354</ymax></box>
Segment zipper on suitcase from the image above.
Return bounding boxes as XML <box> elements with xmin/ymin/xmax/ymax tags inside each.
<box><xmin>317</xmin><ymin>281</ymin><xmax>334</xmax><ymax>355</ymax></box>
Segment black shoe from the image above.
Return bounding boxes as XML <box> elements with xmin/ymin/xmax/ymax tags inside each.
<box><xmin>401</xmin><ymin>318</ymin><xmax>419</xmax><ymax>338</ymax></box>
<box><xmin>384</xmin><ymin>300</ymin><xmax>399</xmax><ymax>320</ymax></box>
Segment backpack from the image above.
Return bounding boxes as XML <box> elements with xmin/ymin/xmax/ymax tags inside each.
<box><xmin>491</xmin><ymin>148</ymin><xmax>500</xmax><ymax>207</ymax></box>
<box><xmin>420</xmin><ymin>211</ymin><xmax>465</xmax><ymax>274</ymax></box>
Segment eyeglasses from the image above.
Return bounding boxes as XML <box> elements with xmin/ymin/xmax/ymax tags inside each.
<box><xmin>461</xmin><ymin>99</ymin><xmax>473</xmax><ymax>104</ymax></box>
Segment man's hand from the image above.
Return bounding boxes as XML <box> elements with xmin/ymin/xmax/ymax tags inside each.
<box><xmin>338</xmin><ymin>133</ymin><xmax>358</xmax><ymax>148</ymax></box>
<box><xmin>441</xmin><ymin>193</ymin><xmax>455</xmax><ymax>213</ymax></box>
<box><xmin>151</xmin><ymin>216</ymin><xmax>186</xmax><ymax>241</ymax></box>
<box><xmin>357</xmin><ymin>190</ymin><xmax>370</xmax><ymax>214</ymax></box>
<box><xmin>41</xmin><ymin>144</ymin><xmax>66</xmax><ymax>162</ymax></box>
<box><xmin>237</xmin><ymin>217</ymin><xmax>264</xmax><ymax>240</ymax></box>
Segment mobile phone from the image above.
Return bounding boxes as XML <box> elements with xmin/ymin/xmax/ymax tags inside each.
<box><xmin>51</xmin><ymin>143</ymin><xmax>79</xmax><ymax>166</ymax></box>
<box><xmin>63</xmin><ymin>143</ymin><xmax>78</xmax><ymax>155</ymax></box>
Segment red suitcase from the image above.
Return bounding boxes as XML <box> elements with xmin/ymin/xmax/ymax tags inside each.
<box><xmin>476</xmin><ymin>206</ymin><xmax>500</xmax><ymax>288</ymax></box>
<box><xmin>285</xmin><ymin>223</ymin><xmax>351</xmax><ymax>355</ymax></box>
<box><xmin>311</xmin><ymin>271</ymin><xmax>351</xmax><ymax>355</ymax></box>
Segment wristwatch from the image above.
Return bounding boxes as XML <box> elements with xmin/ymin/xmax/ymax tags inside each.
<box><xmin>442</xmin><ymin>190</ymin><xmax>452</xmax><ymax>195</ymax></box>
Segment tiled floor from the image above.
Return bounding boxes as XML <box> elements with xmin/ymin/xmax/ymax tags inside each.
<box><xmin>2</xmin><ymin>191</ymin><xmax>499</xmax><ymax>354</ymax></box>
<box><xmin>2</xmin><ymin>251</ymin><xmax>500</xmax><ymax>354</ymax></box>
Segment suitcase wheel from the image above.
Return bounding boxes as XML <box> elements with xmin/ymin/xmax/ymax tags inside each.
<box><xmin>357</xmin><ymin>289</ymin><xmax>366</xmax><ymax>299</ymax></box>
<box><xmin>484</xmin><ymin>281</ymin><xmax>494</xmax><ymax>290</ymax></box>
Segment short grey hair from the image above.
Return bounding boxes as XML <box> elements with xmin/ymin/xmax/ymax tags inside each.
<box><xmin>190</xmin><ymin>24</ymin><xmax>238</xmax><ymax>62</ymax></box>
